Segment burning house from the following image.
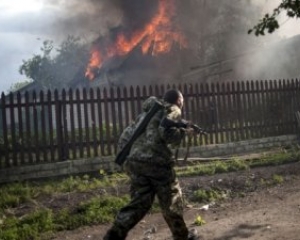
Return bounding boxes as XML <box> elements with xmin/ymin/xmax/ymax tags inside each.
<box><xmin>83</xmin><ymin>0</ymin><xmax>190</xmax><ymax>87</ymax></box>
<box><xmin>16</xmin><ymin>0</ymin><xmax>299</xmax><ymax>91</ymax></box>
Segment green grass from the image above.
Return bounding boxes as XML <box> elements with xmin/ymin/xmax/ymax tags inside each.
<box><xmin>272</xmin><ymin>174</ymin><xmax>284</xmax><ymax>184</ymax></box>
<box><xmin>0</xmin><ymin>173</ymin><xmax>128</xmax><ymax>214</ymax></box>
<box><xmin>192</xmin><ymin>188</ymin><xmax>227</xmax><ymax>203</ymax></box>
<box><xmin>0</xmin><ymin>182</ymin><xmax>37</xmax><ymax>211</ymax></box>
<box><xmin>260</xmin><ymin>174</ymin><xmax>285</xmax><ymax>187</ymax></box>
<box><xmin>55</xmin><ymin>195</ymin><xmax>129</xmax><ymax>230</ymax></box>
<box><xmin>0</xmin><ymin>209</ymin><xmax>54</xmax><ymax>240</ymax></box>
<box><xmin>0</xmin><ymin>195</ymin><xmax>130</xmax><ymax>240</ymax></box>
<box><xmin>176</xmin><ymin>150</ymin><xmax>300</xmax><ymax>178</ymax></box>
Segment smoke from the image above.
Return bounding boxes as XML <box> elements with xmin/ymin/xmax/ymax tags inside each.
<box><xmin>46</xmin><ymin>0</ymin><xmax>299</xmax><ymax>42</ymax></box>
<box><xmin>178</xmin><ymin>0</ymin><xmax>300</xmax><ymax>83</ymax></box>
<box><xmin>77</xmin><ymin>0</ymin><xmax>300</xmax><ymax>84</ymax></box>
<box><xmin>233</xmin><ymin>0</ymin><xmax>300</xmax><ymax>81</ymax></box>
<box><xmin>4</xmin><ymin>0</ymin><xmax>299</xmax><ymax>89</ymax></box>
<box><xmin>40</xmin><ymin>0</ymin><xmax>120</xmax><ymax>40</ymax></box>
<box><xmin>118</xmin><ymin>0</ymin><xmax>159</xmax><ymax>31</ymax></box>
<box><xmin>42</xmin><ymin>0</ymin><xmax>159</xmax><ymax>42</ymax></box>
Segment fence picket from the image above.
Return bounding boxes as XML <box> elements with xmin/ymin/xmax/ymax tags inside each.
<box><xmin>110</xmin><ymin>87</ymin><xmax>118</xmax><ymax>154</ymax></box>
<box><xmin>90</xmin><ymin>88</ymin><xmax>98</xmax><ymax>157</ymax></box>
<box><xmin>220</xmin><ymin>82</ymin><xmax>229</xmax><ymax>142</ymax></box>
<box><xmin>75</xmin><ymin>89</ymin><xmax>83</xmax><ymax>158</ymax></box>
<box><xmin>33</xmin><ymin>91</ymin><xmax>40</xmax><ymax>163</ymax></box>
<box><xmin>116</xmin><ymin>87</ymin><xmax>123</xmax><ymax>143</ymax></box>
<box><xmin>17</xmin><ymin>92</ymin><xmax>25</xmax><ymax>164</ymax></box>
<box><xmin>47</xmin><ymin>90</ymin><xmax>55</xmax><ymax>161</ymax></box>
<box><xmin>62</xmin><ymin>89</ymin><xmax>69</xmax><ymax>160</ymax></box>
<box><xmin>103</xmin><ymin>88</ymin><xmax>111</xmax><ymax>155</ymax></box>
<box><xmin>69</xmin><ymin>89</ymin><xmax>76</xmax><ymax>159</ymax></box>
<box><xmin>96</xmin><ymin>88</ymin><xmax>105</xmax><ymax>156</ymax></box>
<box><xmin>83</xmin><ymin>88</ymin><xmax>90</xmax><ymax>158</ymax></box>
<box><xmin>25</xmin><ymin>91</ymin><xmax>33</xmax><ymax>163</ymax></box>
<box><xmin>9</xmin><ymin>92</ymin><xmax>17</xmax><ymax>165</ymax></box>
<box><xmin>40</xmin><ymin>91</ymin><xmax>47</xmax><ymax>162</ymax></box>
<box><xmin>1</xmin><ymin>92</ymin><xmax>9</xmax><ymax>166</ymax></box>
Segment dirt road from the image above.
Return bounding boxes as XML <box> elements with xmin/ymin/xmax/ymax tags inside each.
<box><xmin>52</xmin><ymin>161</ymin><xmax>300</xmax><ymax>240</ymax></box>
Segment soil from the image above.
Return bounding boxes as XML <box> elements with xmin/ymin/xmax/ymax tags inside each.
<box><xmin>49</xmin><ymin>156</ymin><xmax>300</xmax><ymax>240</ymax></box>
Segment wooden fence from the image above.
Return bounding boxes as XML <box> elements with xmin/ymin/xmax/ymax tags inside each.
<box><xmin>1</xmin><ymin>79</ymin><xmax>300</xmax><ymax>169</ymax></box>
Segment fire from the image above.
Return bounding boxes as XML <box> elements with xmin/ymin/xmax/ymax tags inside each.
<box><xmin>85</xmin><ymin>0</ymin><xmax>187</xmax><ymax>80</ymax></box>
<box><xmin>85</xmin><ymin>48</ymin><xmax>102</xmax><ymax>80</ymax></box>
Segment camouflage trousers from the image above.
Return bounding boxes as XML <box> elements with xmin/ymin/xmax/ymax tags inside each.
<box><xmin>103</xmin><ymin>160</ymin><xmax>189</xmax><ymax>240</ymax></box>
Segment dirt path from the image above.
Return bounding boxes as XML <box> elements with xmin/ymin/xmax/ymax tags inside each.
<box><xmin>52</xmin><ymin>162</ymin><xmax>300</xmax><ymax>240</ymax></box>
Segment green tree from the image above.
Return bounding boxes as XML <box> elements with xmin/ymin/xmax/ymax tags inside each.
<box><xmin>249</xmin><ymin>0</ymin><xmax>300</xmax><ymax>36</ymax></box>
<box><xmin>19</xmin><ymin>40</ymin><xmax>55</xmax><ymax>90</ymax></box>
<box><xmin>8</xmin><ymin>80</ymin><xmax>33</xmax><ymax>93</ymax></box>
<box><xmin>19</xmin><ymin>36</ymin><xmax>89</xmax><ymax>90</ymax></box>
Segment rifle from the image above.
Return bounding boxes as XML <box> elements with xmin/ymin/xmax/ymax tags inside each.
<box><xmin>115</xmin><ymin>100</ymin><xmax>164</xmax><ymax>166</ymax></box>
<box><xmin>160</xmin><ymin>118</ymin><xmax>207</xmax><ymax>135</ymax></box>
<box><xmin>161</xmin><ymin>117</ymin><xmax>207</xmax><ymax>163</ymax></box>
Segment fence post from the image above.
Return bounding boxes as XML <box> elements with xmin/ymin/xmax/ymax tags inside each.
<box><xmin>1</xmin><ymin>93</ymin><xmax>9</xmax><ymax>166</ymax></box>
<box><xmin>62</xmin><ymin>89</ymin><xmax>69</xmax><ymax>160</ymax></box>
<box><xmin>54</xmin><ymin>91</ymin><xmax>66</xmax><ymax>161</ymax></box>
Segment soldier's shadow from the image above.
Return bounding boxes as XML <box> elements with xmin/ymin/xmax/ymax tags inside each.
<box><xmin>213</xmin><ymin>223</ymin><xmax>269</xmax><ymax>240</ymax></box>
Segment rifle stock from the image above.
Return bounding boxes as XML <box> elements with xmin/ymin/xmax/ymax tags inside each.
<box><xmin>115</xmin><ymin>100</ymin><xmax>164</xmax><ymax>166</ymax></box>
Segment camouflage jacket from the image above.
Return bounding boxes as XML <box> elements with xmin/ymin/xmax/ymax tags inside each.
<box><xmin>127</xmin><ymin>97</ymin><xmax>185</xmax><ymax>165</ymax></box>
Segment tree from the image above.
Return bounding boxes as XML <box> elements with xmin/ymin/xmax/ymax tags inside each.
<box><xmin>19</xmin><ymin>40</ymin><xmax>55</xmax><ymax>90</ymax></box>
<box><xmin>249</xmin><ymin>0</ymin><xmax>300</xmax><ymax>36</ymax></box>
<box><xmin>19</xmin><ymin>36</ymin><xmax>89</xmax><ymax>90</ymax></box>
<box><xmin>8</xmin><ymin>80</ymin><xmax>33</xmax><ymax>93</ymax></box>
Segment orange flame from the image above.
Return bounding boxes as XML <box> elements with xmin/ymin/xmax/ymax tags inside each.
<box><xmin>85</xmin><ymin>0</ymin><xmax>187</xmax><ymax>80</ymax></box>
<box><xmin>85</xmin><ymin>49</ymin><xmax>103</xmax><ymax>80</ymax></box>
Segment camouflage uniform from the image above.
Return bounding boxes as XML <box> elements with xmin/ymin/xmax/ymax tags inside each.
<box><xmin>104</xmin><ymin>97</ymin><xmax>188</xmax><ymax>240</ymax></box>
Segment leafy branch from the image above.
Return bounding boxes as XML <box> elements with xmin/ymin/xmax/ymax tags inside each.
<box><xmin>249</xmin><ymin>0</ymin><xmax>300</xmax><ymax>36</ymax></box>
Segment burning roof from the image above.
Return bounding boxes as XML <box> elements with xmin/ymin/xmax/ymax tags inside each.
<box><xmin>85</xmin><ymin>0</ymin><xmax>187</xmax><ymax>81</ymax></box>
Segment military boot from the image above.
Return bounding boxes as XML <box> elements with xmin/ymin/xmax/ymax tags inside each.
<box><xmin>188</xmin><ymin>228</ymin><xmax>200</xmax><ymax>240</ymax></box>
<box><xmin>103</xmin><ymin>228</ymin><xmax>127</xmax><ymax>240</ymax></box>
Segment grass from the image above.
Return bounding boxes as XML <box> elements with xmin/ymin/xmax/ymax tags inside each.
<box><xmin>0</xmin><ymin>195</ymin><xmax>130</xmax><ymax>240</ymax></box>
<box><xmin>260</xmin><ymin>174</ymin><xmax>285</xmax><ymax>187</ymax></box>
<box><xmin>192</xmin><ymin>188</ymin><xmax>227</xmax><ymax>203</ymax></box>
<box><xmin>0</xmin><ymin>147</ymin><xmax>299</xmax><ymax>239</ymax></box>
<box><xmin>0</xmin><ymin>182</ymin><xmax>37</xmax><ymax>211</ymax></box>
<box><xmin>176</xmin><ymin>148</ymin><xmax>300</xmax><ymax>178</ymax></box>
<box><xmin>0</xmin><ymin>171</ymin><xmax>128</xmax><ymax>214</ymax></box>
<box><xmin>194</xmin><ymin>215</ymin><xmax>206</xmax><ymax>226</ymax></box>
<box><xmin>54</xmin><ymin>195</ymin><xmax>129</xmax><ymax>230</ymax></box>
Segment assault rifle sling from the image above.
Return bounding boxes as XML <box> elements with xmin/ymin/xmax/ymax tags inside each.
<box><xmin>115</xmin><ymin>100</ymin><xmax>164</xmax><ymax>166</ymax></box>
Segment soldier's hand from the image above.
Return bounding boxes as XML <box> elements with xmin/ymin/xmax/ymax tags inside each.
<box><xmin>185</xmin><ymin>127</ymin><xmax>195</xmax><ymax>136</ymax></box>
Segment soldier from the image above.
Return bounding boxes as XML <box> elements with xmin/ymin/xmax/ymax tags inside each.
<box><xmin>103</xmin><ymin>89</ymin><xmax>199</xmax><ymax>240</ymax></box>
